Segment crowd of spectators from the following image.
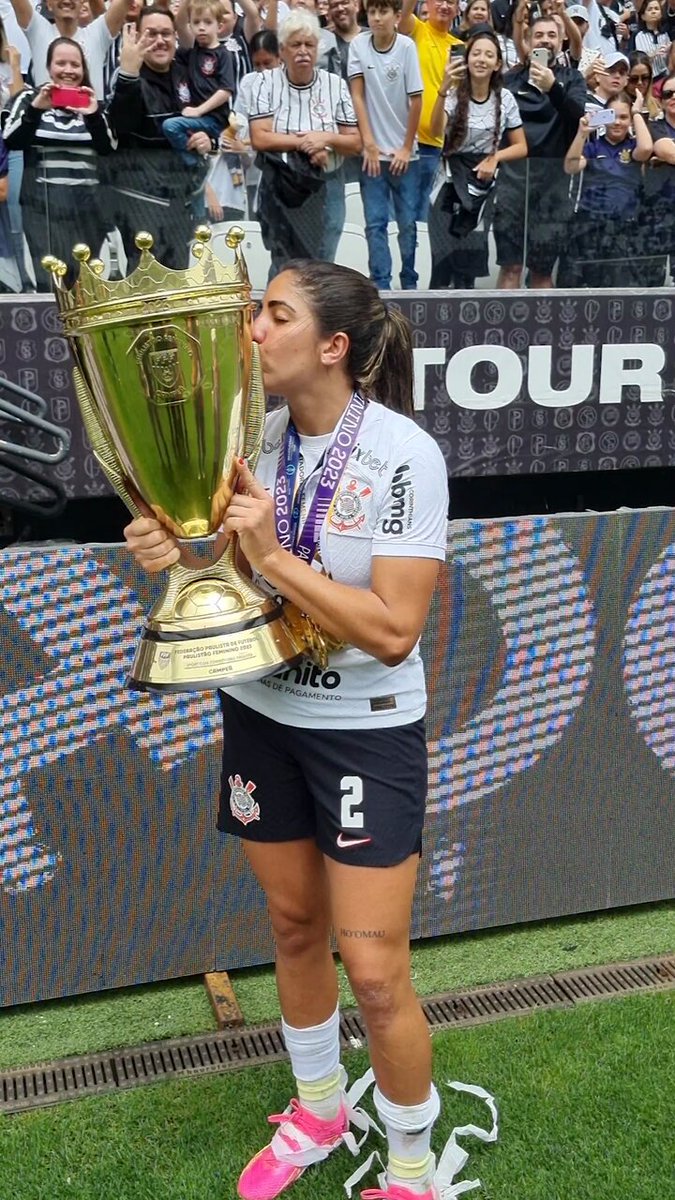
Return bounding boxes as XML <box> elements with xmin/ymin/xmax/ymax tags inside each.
<box><xmin>0</xmin><ymin>0</ymin><xmax>674</xmax><ymax>292</ymax></box>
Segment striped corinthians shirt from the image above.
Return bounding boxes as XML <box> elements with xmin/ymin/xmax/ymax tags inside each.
<box><xmin>4</xmin><ymin>92</ymin><xmax>117</xmax><ymax>187</ymax></box>
<box><xmin>247</xmin><ymin>66</ymin><xmax>357</xmax><ymax>135</ymax></box>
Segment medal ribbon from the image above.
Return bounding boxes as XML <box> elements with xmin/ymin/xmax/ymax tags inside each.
<box><xmin>274</xmin><ymin>392</ymin><xmax>367</xmax><ymax>563</ymax></box>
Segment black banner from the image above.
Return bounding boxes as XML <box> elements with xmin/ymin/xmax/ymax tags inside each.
<box><xmin>0</xmin><ymin>291</ymin><xmax>674</xmax><ymax>504</ymax></box>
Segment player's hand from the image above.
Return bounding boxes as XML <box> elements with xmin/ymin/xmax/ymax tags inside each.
<box><xmin>223</xmin><ymin>458</ymin><xmax>280</xmax><ymax>574</ymax></box>
<box><xmin>124</xmin><ymin>516</ymin><xmax>180</xmax><ymax>572</ymax></box>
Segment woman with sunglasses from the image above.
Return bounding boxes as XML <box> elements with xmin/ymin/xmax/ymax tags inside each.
<box><xmin>626</xmin><ymin>49</ymin><xmax>661</xmax><ymax>118</ymax></box>
<box><xmin>643</xmin><ymin>72</ymin><xmax>675</xmax><ymax>284</ymax></box>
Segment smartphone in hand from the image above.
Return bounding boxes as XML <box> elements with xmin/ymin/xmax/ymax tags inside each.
<box><xmin>588</xmin><ymin>107</ymin><xmax>613</xmax><ymax>128</ymax></box>
<box><xmin>51</xmin><ymin>86</ymin><xmax>90</xmax><ymax>109</ymax></box>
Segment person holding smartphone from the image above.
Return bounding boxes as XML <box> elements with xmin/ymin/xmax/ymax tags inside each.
<box><xmin>427</xmin><ymin>28</ymin><xmax>527</xmax><ymax>286</ymax></box>
<box><xmin>494</xmin><ymin>13</ymin><xmax>586</xmax><ymax>288</ymax></box>
<box><xmin>3</xmin><ymin>35</ymin><xmax>116</xmax><ymax>289</ymax></box>
<box><xmin>563</xmin><ymin>90</ymin><xmax>652</xmax><ymax>286</ymax></box>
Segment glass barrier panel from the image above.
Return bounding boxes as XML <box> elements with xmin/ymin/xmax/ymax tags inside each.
<box><xmin>19</xmin><ymin>144</ymin><xmax>675</xmax><ymax>293</ymax></box>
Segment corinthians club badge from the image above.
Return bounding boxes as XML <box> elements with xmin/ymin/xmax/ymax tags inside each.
<box><xmin>329</xmin><ymin>478</ymin><xmax>371</xmax><ymax>533</ymax></box>
<box><xmin>228</xmin><ymin>773</ymin><xmax>260</xmax><ymax>825</ymax></box>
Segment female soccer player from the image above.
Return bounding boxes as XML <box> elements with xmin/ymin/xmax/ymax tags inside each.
<box><xmin>125</xmin><ymin>260</ymin><xmax>449</xmax><ymax>1200</ymax></box>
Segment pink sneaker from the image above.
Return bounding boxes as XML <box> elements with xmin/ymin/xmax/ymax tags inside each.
<box><xmin>237</xmin><ymin>1098</ymin><xmax>350</xmax><ymax>1200</ymax></box>
<box><xmin>361</xmin><ymin>1185</ymin><xmax>438</xmax><ymax>1200</ymax></box>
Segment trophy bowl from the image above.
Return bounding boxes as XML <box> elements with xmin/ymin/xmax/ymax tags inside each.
<box><xmin>43</xmin><ymin>226</ymin><xmax>307</xmax><ymax>691</ymax></box>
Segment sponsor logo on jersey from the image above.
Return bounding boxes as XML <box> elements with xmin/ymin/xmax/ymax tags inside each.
<box><xmin>329</xmin><ymin>477</ymin><xmax>371</xmax><ymax>532</ymax></box>
<box><xmin>352</xmin><ymin>443</ymin><xmax>389</xmax><ymax>476</ymax></box>
<box><xmin>274</xmin><ymin>663</ymin><xmax>342</xmax><ymax>690</ymax></box>
<box><xmin>382</xmin><ymin>462</ymin><xmax>414</xmax><ymax>535</ymax></box>
<box><xmin>228</xmin><ymin>774</ymin><xmax>260</xmax><ymax>825</ymax></box>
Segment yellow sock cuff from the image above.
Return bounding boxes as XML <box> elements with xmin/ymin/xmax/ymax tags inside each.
<box><xmin>388</xmin><ymin>1151</ymin><xmax>435</xmax><ymax>1181</ymax></box>
<box><xmin>296</xmin><ymin>1068</ymin><xmax>343</xmax><ymax>1103</ymax></box>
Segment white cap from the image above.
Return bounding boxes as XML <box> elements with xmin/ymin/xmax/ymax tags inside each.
<box><xmin>603</xmin><ymin>51</ymin><xmax>630</xmax><ymax>70</ymax></box>
<box><xmin>566</xmin><ymin>5</ymin><xmax>589</xmax><ymax>21</ymax></box>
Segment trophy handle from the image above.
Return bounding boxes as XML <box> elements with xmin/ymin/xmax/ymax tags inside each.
<box><xmin>242</xmin><ymin>342</ymin><xmax>265</xmax><ymax>471</ymax></box>
<box><xmin>72</xmin><ymin>365</ymin><xmax>144</xmax><ymax>518</ymax></box>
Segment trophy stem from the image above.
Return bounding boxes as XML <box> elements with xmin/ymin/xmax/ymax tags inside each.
<box><xmin>129</xmin><ymin>540</ymin><xmax>305</xmax><ymax>692</ymax></box>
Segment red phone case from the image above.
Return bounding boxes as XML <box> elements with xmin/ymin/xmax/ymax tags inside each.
<box><xmin>51</xmin><ymin>86</ymin><xmax>89</xmax><ymax>109</ymax></box>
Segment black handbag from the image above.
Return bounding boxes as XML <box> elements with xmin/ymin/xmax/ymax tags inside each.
<box><xmin>258</xmin><ymin>150</ymin><xmax>325</xmax><ymax>208</ymax></box>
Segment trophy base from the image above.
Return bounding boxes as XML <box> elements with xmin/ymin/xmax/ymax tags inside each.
<box><xmin>128</xmin><ymin>570</ymin><xmax>306</xmax><ymax>692</ymax></box>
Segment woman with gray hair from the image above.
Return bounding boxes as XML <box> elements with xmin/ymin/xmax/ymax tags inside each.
<box><xmin>248</xmin><ymin>10</ymin><xmax>361</xmax><ymax>274</ymax></box>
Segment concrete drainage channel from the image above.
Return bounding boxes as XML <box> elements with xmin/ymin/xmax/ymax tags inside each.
<box><xmin>2</xmin><ymin>954</ymin><xmax>673</xmax><ymax>1116</ymax></box>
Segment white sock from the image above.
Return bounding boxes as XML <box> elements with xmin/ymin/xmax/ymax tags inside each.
<box><xmin>281</xmin><ymin>1006</ymin><xmax>343</xmax><ymax>1121</ymax></box>
<box><xmin>373</xmin><ymin>1084</ymin><xmax>441</xmax><ymax>1194</ymax></box>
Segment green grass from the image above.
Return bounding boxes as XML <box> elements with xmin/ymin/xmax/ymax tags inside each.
<box><xmin>0</xmin><ymin>900</ymin><xmax>672</xmax><ymax>1071</ymax></box>
<box><xmin>0</xmin><ymin>993</ymin><xmax>672</xmax><ymax>1200</ymax></box>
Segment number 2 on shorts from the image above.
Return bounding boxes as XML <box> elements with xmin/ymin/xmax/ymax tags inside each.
<box><xmin>340</xmin><ymin>775</ymin><xmax>364</xmax><ymax>829</ymax></box>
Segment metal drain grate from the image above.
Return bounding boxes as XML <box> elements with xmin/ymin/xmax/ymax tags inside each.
<box><xmin>2</xmin><ymin>953</ymin><xmax>673</xmax><ymax>1115</ymax></box>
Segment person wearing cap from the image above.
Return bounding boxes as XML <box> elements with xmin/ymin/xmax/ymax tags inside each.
<box><xmin>494</xmin><ymin>12</ymin><xmax>586</xmax><ymax>288</ymax></box>
<box><xmin>566</xmin><ymin>4</ymin><xmax>594</xmax><ymax>69</ymax></box>
<box><xmin>586</xmin><ymin>48</ymin><xmax>629</xmax><ymax>107</ymax></box>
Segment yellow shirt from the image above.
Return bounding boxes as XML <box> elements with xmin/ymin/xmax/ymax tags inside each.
<box><xmin>408</xmin><ymin>16</ymin><xmax>462</xmax><ymax>148</ymax></box>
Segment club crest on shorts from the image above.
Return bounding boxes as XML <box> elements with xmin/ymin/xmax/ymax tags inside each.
<box><xmin>329</xmin><ymin>478</ymin><xmax>371</xmax><ymax>533</ymax></box>
<box><xmin>228</xmin><ymin>774</ymin><xmax>260</xmax><ymax>825</ymax></box>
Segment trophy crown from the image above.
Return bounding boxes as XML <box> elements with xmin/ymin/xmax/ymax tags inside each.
<box><xmin>43</xmin><ymin>225</ymin><xmax>252</xmax><ymax>334</ymax></box>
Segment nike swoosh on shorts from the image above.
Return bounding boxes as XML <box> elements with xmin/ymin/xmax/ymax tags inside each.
<box><xmin>336</xmin><ymin>832</ymin><xmax>373</xmax><ymax>849</ymax></box>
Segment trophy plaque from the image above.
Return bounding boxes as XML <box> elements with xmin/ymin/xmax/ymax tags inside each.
<box><xmin>43</xmin><ymin>226</ymin><xmax>308</xmax><ymax>692</ymax></box>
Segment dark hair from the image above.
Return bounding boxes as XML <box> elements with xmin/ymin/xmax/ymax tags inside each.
<box><xmin>138</xmin><ymin>5</ymin><xmax>176</xmax><ymax>28</ymax></box>
<box><xmin>365</xmin><ymin>0</ymin><xmax>402</xmax><ymax>12</ymax></box>
<box><xmin>637</xmin><ymin>0</ymin><xmax>664</xmax><ymax>28</ymax></box>
<box><xmin>628</xmin><ymin>50</ymin><xmax>653</xmax><ymax>83</ymax></box>
<box><xmin>250</xmin><ymin>29</ymin><xmax>279</xmax><ymax>57</ymax></box>
<box><xmin>283</xmin><ymin>261</ymin><xmax>414</xmax><ymax>416</ymax></box>
<box><xmin>444</xmin><ymin>30</ymin><xmax>503</xmax><ymax>157</ymax></box>
<box><xmin>46</xmin><ymin>37</ymin><xmax>92</xmax><ymax>90</ymax></box>
<box><xmin>0</xmin><ymin>15</ymin><xmax>7</xmax><ymax>64</ymax></box>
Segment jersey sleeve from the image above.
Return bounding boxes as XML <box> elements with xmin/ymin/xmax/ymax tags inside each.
<box><xmin>503</xmin><ymin>89</ymin><xmax>523</xmax><ymax>130</ymax></box>
<box><xmin>372</xmin><ymin>430</ymin><xmax>448</xmax><ymax>560</ymax></box>
<box><xmin>347</xmin><ymin>33</ymin><xmax>365</xmax><ymax>79</ymax></box>
<box><xmin>248</xmin><ymin>69</ymin><xmax>274</xmax><ymax>120</ymax></box>
<box><xmin>336</xmin><ymin>75</ymin><xmax>357</xmax><ymax>125</ymax></box>
<box><xmin>403</xmin><ymin>37</ymin><xmax>423</xmax><ymax>95</ymax></box>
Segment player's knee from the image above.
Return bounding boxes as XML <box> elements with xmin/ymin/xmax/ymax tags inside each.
<box><xmin>270</xmin><ymin>905</ymin><xmax>328</xmax><ymax>960</ymax></box>
<box><xmin>348</xmin><ymin>974</ymin><xmax>400</xmax><ymax>1029</ymax></box>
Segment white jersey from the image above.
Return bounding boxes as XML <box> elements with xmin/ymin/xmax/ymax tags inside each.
<box><xmin>25</xmin><ymin>11</ymin><xmax>113</xmax><ymax>99</ymax></box>
<box><xmin>223</xmin><ymin>401</ymin><xmax>449</xmax><ymax>730</ymax></box>
<box><xmin>348</xmin><ymin>32</ymin><xmax>423</xmax><ymax>159</ymax></box>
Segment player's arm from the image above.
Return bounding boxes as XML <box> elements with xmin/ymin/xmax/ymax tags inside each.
<box><xmin>224</xmin><ymin>461</ymin><xmax>442</xmax><ymax>667</ymax></box>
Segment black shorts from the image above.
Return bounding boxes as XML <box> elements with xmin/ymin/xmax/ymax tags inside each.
<box><xmin>217</xmin><ymin>694</ymin><xmax>428</xmax><ymax>868</ymax></box>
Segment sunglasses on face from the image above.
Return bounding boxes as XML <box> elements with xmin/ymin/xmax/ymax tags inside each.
<box><xmin>662</xmin><ymin>90</ymin><xmax>675</xmax><ymax>98</ymax></box>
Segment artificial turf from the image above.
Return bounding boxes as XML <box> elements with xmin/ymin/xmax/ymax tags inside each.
<box><xmin>0</xmin><ymin>992</ymin><xmax>672</xmax><ymax>1200</ymax></box>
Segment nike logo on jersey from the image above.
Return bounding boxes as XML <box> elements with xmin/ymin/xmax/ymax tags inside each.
<box><xmin>336</xmin><ymin>832</ymin><xmax>373</xmax><ymax>849</ymax></box>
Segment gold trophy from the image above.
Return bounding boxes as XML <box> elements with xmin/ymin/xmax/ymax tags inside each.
<box><xmin>43</xmin><ymin>226</ymin><xmax>311</xmax><ymax>692</ymax></box>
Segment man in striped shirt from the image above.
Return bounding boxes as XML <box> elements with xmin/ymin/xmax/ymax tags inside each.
<box><xmin>248</xmin><ymin>10</ymin><xmax>360</xmax><ymax>274</ymax></box>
